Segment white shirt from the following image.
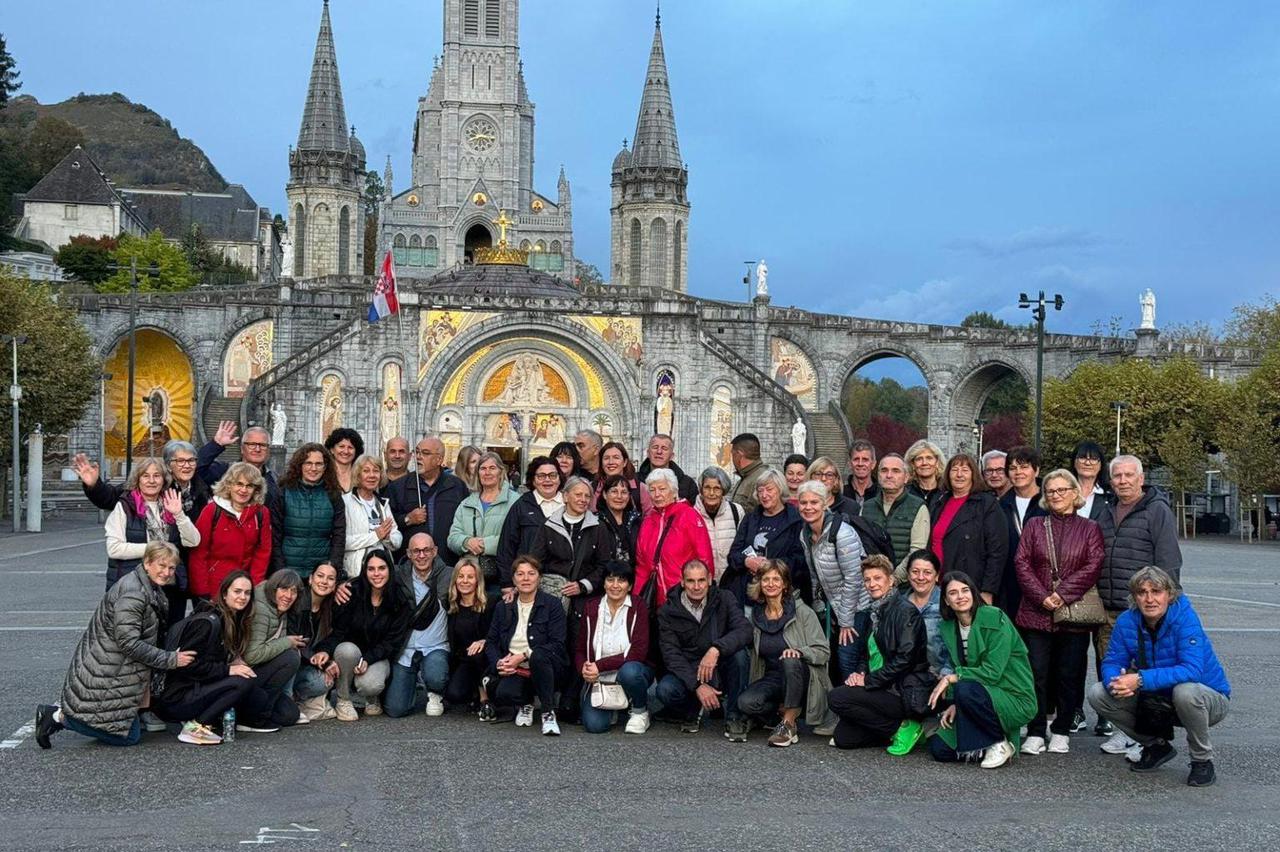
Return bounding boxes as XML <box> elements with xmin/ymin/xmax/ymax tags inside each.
<box><xmin>1014</xmin><ymin>495</ymin><xmax>1032</xmax><ymax>526</ymax></box>
<box><xmin>508</xmin><ymin>598</ymin><xmax>535</xmax><ymax>663</ymax></box>
<box><xmin>537</xmin><ymin>493</ymin><xmax>564</xmax><ymax>518</ymax></box>
<box><xmin>591</xmin><ymin>598</ymin><xmax>633</xmax><ymax>682</ymax></box>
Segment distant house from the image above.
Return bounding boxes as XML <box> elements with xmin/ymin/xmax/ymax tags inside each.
<box><xmin>120</xmin><ymin>186</ymin><xmax>283</xmax><ymax>281</ymax></box>
<box><xmin>12</xmin><ymin>146</ymin><xmax>147</xmax><ymax>250</ymax></box>
<box><xmin>0</xmin><ymin>251</ymin><xmax>65</xmax><ymax>281</ymax></box>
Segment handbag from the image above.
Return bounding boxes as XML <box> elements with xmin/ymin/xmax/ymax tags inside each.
<box><xmin>1132</xmin><ymin>622</ymin><xmax>1180</xmax><ymax>738</ymax></box>
<box><xmin>584</xmin><ymin>610</ymin><xmax>630</xmax><ymax>711</ymax></box>
<box><xmin>1044</xmin><ymin>517</ymin><xmax>1107</xmax><ymax>628</ymax></box>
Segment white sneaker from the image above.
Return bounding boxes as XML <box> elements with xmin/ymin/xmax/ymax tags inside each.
<box><xmin>515</xmin><ymin>704</ymin><xmax>535</xmax><ymax>727</ymax></box>
<box><xmin>295</xmin><ymin>711</ymin><xmax>310</xmax><ymax>725</ymax></box>
<box><xmin>139</xmin><ymin>710</ymin><xmax>167</xmax><ymax>733</ymax></box>
<box><xmin>1020</xmin><ymin>735</ymin><xmax>1047</xmax><ymax>755</ymax></box>
<box><xmin>1125</xmin><ymin>742</ymin><xmax>1143</xmax><ymax>763</ymax></box>
<box><xmin>624</xmin><ymin>710</ymin><xmax>651</xmax><ymax>734</ymax></box>
<box><xmin>981</xmin><ymin>740</ymin><xmax>1015</xmax><ymax>769</ymax></box>
<box><xmin>1047</xmin><ymin>733</ymin><xmax>1070</xmax><ymax>753</ymax></box>
<box><xmin>1100</xmin><ymin>731</ymin><xmax>1137</xmax><ymax>754</ymax></box>
<box><xmin>541</xmin><ymin>711</ymin><xmax>561</xmax><ymax>736</ymax></box>
<box><xmin>363</xmin><ymin>699</ymin><xmax>382</xmax><ymax>717</ymax></box>
<box><xmin>335</xmin><ymin>700</ymin><xmax>359</xmax><ymax>722</ymax></box>
<box><xmin>425</xmin><ymin>692</ymin><xmax>445</xmax><ymax>717</ymax></box>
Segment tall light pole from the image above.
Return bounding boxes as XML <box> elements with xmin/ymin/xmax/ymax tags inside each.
<box><xmin>1019</xmin><ymin>290</ymin><xmax>1064</xmax><ymax>453</ymax></box>
<box><xmin>99</xmin><ymin>371</ymin><xmax>113</xmax><ymax>522</ymax></box>
<box><xmin>2</xmin><ymin>334</ymin><xmax>27</xmax><ymax>533</ymax></box>
<box><xmin>974</xmin><ymin>417</ymin><xmax>988</xmax><ymax>457</ymax></box>
<box><xmin>1111</xmin><ymin>400</ymin><xmax>1129</xmax><ymax>456</ymax></box>
<box><xmin>742</xmin><ymin>260</ymin><xmax>757</xmax><ymax>302</ymax></box>
<box><xmin>105</xmin><ymin>258</ymin><xmax>158</xmax><ymax>477</ymax></box>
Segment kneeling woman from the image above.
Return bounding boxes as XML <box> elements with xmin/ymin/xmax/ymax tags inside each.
<box><xmin>926</xmin><ymin>572</ymin><xmax>1036</xmax><ymax>769</ymax></box>
<box><xmin>485</xmin><ymin>556</ymin><xmax>569</xmax><ymax>735</ymax></box>
<box><xmin>289</xmin><ymin>562</ymin><xmax>341</xmax><ymax>721</ymax></box>
<box><xmin>315</xmin><ymin>549</ymin><xmax>412</xmax><ymax>721</ymax></box>
<box><xmin>826</xmin><ymin>557</ymin><xmax>929</xmax><ymax>750</ymax></box>
<box><xmin>36</xmin><ymin>542</ymin><xmax>196</xmax><ymax>749</ymax></box>
<box><xmin>575</xmin><ymin>562</ymin><xmax>654</xmax><ymax>734</ymax></box>
<box><xmin>244</xmin><ymin>570</ymin><xmax>309</xmax><ymax>724</ymax></box>
<box><xmin>154</xmin><ymin>571</ymin><xmax>296</xmax><ymax>744</ymax></box>
<box><xmin>740</xmin><ymin>560</ymin><xmax>835</xmax><ymax>747</ymax></box>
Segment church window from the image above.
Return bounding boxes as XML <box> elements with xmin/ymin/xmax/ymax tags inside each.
<box><xmin>629</xmin><ymin>219</ymin><xmax>642</xmax><ymax>286</ymax></box>
<box><xmin>550</xmin><ymin>240</ymin><xmax>561</xmax><ymax>254</ymax></box>
<box><xmin>673</xmin><ymin>221</ymin><xmax>683</xmax><ymax>291</ymax></box>
<box><xmin>408</xmin><ymin>234</ymin><xmax>423</xmax><ymax>266</ymax></box>
<box><xmin>424</xmin><ymin>234</ymin><xmax>439</xmax><ymax>267</ymax></box>
<box><xmin>338</xmin><ymin>206</ymin><xmax>351</xmax><ymax>275</ymax></box>
<box><xmin>464</xmin><ymin>0</ymin><xmax>479</xmax><ymax>36</ymax></box>
<box><xmin>520</xmin><ymin>240</ymin><xmax>531</xmax><ymax>251</ymax></box>
<box><xmin>393</xmin><ymin>233</ymin><xmax>407</xmax><ymax>266</ymax></box>
<box><xmin>650</xmin><ymin>218</ymin><xmax>668</xmax><ymax>289</ymax></box>
<box><xmin>293</xmin><ymin>204</ymin><xmax>306</xmax><ymax>277</ymax></box>
<box><xmin>485</xmin><ymin>0</ymin><xmax>500</xmax><ymax>38</ymax></box>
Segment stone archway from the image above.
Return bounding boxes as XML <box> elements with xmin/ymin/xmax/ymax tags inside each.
<box><xmin>836</xmin><ymin>345</ymin><xmax>934</xmax><ymax>455</ymax></box>
<box><xmin>464</xmin><ymin>223</ymin><xmax>492</xmax><ymax>264</ymax></box>
<box><xmin>948</xmin><ymin>359</ymin><xmax>1033</xmax><ymax>455</ymax></box>
<box><xmin>102</xmin><ymin>328</ymin><xmax>196</xmax><ymax>466</ymax></box>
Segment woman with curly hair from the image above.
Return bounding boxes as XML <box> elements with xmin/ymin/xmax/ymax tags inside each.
<box><xmin>273</xmin><ymin>443</ymin><xmax>346</xmax><ymax>580</ymax></box>
<box><xmin>324</xmin><ymin>427</ymin><xmax>365</xmax><ymax>494</ymax></box>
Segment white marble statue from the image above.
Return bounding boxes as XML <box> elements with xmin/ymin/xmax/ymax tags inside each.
<box><xmin>791</xmin><ymin>417</ymin><xmax>806</xmax><ymax>454</ymax></box>
<box><xmin>270</xmin><ymin>402</ymin><xmax>287</xmax><ymax>446</ymax></box>
<box><xmin>1140</xmin><ymin>288</ymin><xmax>1157</xmax><ymax>330</ymax></box>
<box><xmin>756</xmin><ymin>259</ymin><xmax>769</xmax><ymax>296</ymax></box>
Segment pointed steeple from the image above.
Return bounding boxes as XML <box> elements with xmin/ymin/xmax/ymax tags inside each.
<box><xmin>630</xmin><ymin>11</ymin><xmax>682</xmax><ymax>170</ymax></box>
<box><xmin>297</xmin><ymin>1</ymin><xmax>350</xmax><ymax>152</ymax></box>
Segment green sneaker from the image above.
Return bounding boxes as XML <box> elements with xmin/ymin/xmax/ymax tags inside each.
<box><xmin>886</xmin><ymin>719</ymin><xmax>923</xmax><ymax>756</ymax></box>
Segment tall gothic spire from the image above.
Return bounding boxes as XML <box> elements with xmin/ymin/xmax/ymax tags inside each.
<box><xmin>630</xmin><ymin>12</ymin><xmax>682</xmax><ymax>170</ymax></box>
<box><xmin>297</xmin><ymin>1</ymin><xmax>350</xmax><ymax>152</ymax></box>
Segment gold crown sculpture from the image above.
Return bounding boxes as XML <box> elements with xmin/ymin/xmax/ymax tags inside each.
<box><xmin>474</xmin><ymin>210</ymin><xmax>529</xmax><ymax>266</ymax></box>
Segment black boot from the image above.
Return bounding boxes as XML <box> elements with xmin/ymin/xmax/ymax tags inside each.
<box><xmin>1187</xmin><ymin>760</ymin><xmax>1216</xmax><ymax>787</ymax></box>
<box><xmin>35</xmin><ymin>704</ymin><xmax>63</xmax><ymax>750</ymax></box>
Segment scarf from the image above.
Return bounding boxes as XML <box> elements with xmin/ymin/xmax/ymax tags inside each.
<box><xmin>130</xmin><ymin>490</ymin><xmax>175</xmax><ymax>529</ymax></box>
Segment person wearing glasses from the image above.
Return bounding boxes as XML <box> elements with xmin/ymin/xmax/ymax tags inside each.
<box><xmin>272</xmin><ymin>443</ymin><xmax>346</xmax><ymax>580</ymax></box>
<box><xmin>197</xmin><ymin>420</ymin><xmax>282</xmax><ymax>508</ymax></box>
<box><xmin>189</xmin><ymin>462</ymin><xmax>273</xmax><ymax>598</ymax></box>
<box><xmin>388</xmin><ymin>436</ymin><xmax>469</xmax><ymax>565</ymax></box>
<box><xmin>1013</xmin><ymin>469</ymin><xmax>1103</xmax><ymax>756</ymax></box>
<box><xmin>805</xmin><ymin>456</ymin><xmax>861</xmax><ymax>525</ymax></box>
<box><xmin>449</xmin><ymin>452</ymin><xmax>521</xmax><ymax>599</ymax></box>
<box><xmin>343</xmin><ymin>454</ymin><xmax>402</xmax><ymax>577</ymax></box>
<box><xmin>724</xmin><ymin>467</ymin><xmax>809</xmax><ymax>608</ymax></box>
<box><xmin>980</xmin><ymin>450</ymin><xmax>1011</xmax><ymax>499</ymax></box>
<box><xmin>384</xmin><ymin>533</ymin><xmax>453</xmax><ymax>717</ymax></box>
<box><xmin>498</xmin><ymin>457</ymin><xmax>565</xmax><ymax>590</ymax></box>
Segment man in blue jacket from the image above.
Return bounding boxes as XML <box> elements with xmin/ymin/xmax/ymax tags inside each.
<box><xmin>1088</xmin><ymin>566</ymin><xmax>1229</xmax><ymax>787</ymax></box>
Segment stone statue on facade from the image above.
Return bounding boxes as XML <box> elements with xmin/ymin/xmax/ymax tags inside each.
<box><xmin>791</xmin><ymin>417</ymin><xmax>806</xmax><ymax>454</ymax></box>
<box><xmin>271</xmin><ymin>402</ymin><xmax>287</xmax><ymax>446</ymax></box>
<box><xmin>1139</xmin><ymin>288</ymin><xmax>1157</xmax><ymax>330</ymax></box>
<box><xmin>756</xmin><ymin>259</ymin><xmax>769</xmax><ymax>297</ymax></box>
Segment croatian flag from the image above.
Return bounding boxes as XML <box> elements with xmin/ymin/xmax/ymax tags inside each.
<box><xmin>368</xmin><ymin>251</ymin><xmax>399</xmax><ymax>323</ymax></box>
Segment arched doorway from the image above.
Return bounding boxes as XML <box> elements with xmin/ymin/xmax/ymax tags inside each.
<box><xmin>103</xmin><ymin>329</ymin><xmax>196</xmax><ymax>469</ymax></box>
<box><xmin>841</xmin><ymin>352</ymin><xmax>930</xmax><ymax>456</ymax></box>
<box><xmin>464</xmin><ymin>224</ymin><xmax>492</xmax><ymax>264</ymax></box>
<box><xmin>952</xmin><ymin>362</ymin><xmax>1031</xmax><ymax>456</ymax></box>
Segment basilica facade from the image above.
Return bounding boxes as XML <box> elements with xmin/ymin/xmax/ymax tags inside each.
<box><xmin>63</xmin><ymin>0</ymin><xmax>1257</xmax><ymax>478</ymax></box>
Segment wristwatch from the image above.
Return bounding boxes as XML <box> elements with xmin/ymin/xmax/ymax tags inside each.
<box><xmin>1134</xmin><ymin>672</ymin><xmax>1143</xmax><ymax>689</ymax></box>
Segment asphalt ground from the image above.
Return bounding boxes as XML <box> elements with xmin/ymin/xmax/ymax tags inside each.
<box><xmin>0</xmin><ymin>515</ymin><xmax>1277</xmax><ymax>851</ymax></box>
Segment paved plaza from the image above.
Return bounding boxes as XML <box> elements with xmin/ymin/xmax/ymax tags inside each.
<box><xmin>0</xmin><ymin>517</ymin><xmax>1276</xmax><ymax>851</ymax></box>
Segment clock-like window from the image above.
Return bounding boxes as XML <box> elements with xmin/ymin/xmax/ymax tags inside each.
<box><xmin>464</xmin><ymin>117</ymin><xmax>498</xmax><ymax>153</ymax></box>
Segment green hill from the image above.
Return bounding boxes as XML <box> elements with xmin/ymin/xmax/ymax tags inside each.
<box><xmin>1</xmin><ymin>92</ymin><xmax>227</xmax><ymax>191</ymax></box>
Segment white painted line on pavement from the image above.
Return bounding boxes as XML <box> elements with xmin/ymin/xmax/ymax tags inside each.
<box><xmin>0</xmin><ymin>539</ymin><xmax>102</xmax><ymax>561</ymax></box>
<box><xmin>0</xmin><ymin>721</ymin><xmax>34</xmax><ymax>749</ymax></box>
<box><xmin>0</xmin><ymin>626</ymin><xmax>82</xmax><ymax>632</ymax></box>
<box><xmin>0</xmin><ymin>570</ymin><xmax>102</xmax><ymax>575</ymax></box>
<box><xmin>3</xmin><ymin>610</ymin><xmax>94</xmax><ymax>614</ymax></box>
<box><xmin>1205</xmin><ymin>628</ymin><xmax>1280</xmax><ymax>633</ymax></box>
<box><xmin>1194</xmin><ymin>594</ymin><xmax>1280</xmax><ymax>609</ymax></box>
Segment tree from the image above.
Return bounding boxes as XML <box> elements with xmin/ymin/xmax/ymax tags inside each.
<box><xmin>363</xmin><ymin>170</ymin><xmax>384</xmax><ymax>276</ymax></box>
<box><xmin>1157</xmin><ymin>421</ymin><xmax>1209</xmax><ymax>522</ymax></box>
<box><xmin>54</xmin><ymin>234</ymin><xmax>117</xmax><ymax>285</ymax></box>
<box><xmin>1219</xmin><ymin>351</ymin><xmax>1280</xmax><ymax>497</ymax></box>
<box><xmin>862</xmin><ymin>413</ymin><xmax>923</xmax><ymax>457</ymax></box>
<box><xmin>981</xmin><ymin>413</ymin><xmax>1025</xmax><ymax>454</ymax></box>
<box><xmin>1225</xmin><ymin>294</ymin><xmax>1280</xmax><ymax>353</ymax></box>
<box><xmin>101</xmin><ymin>231</ymin><xmax>195</xmax><ymax>292</ymax></box>
<box><xmin>21</xmin><ymin>115</ymin><xmax>84</xmax><ymax>177</ymax></box>
<box><xmin>363</xmin><ymin>170</ymin><xmax>384</xmax><ymax>217</ymax></box>
<box><xmin>0</xmin><ymin>34</ymin><xmax>19</xmax><ymax>106</ymax></box>
<box><xmin>0</xmin><ymin>271</ymin><xmax>97</xmax><ymax>471</ymax></box>
<box><xmin>574</xmin><ymin>260</ymin><xmax>603</xmax><ymax>288</ymax></box>
<box><xmin>960</xmin><ymin>311</ymin><xmax>1010</xmax><ymax>329</ymax></box>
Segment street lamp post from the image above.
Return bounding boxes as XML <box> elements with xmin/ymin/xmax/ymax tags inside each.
<box><xmin>1111</xmin><ymin>400</ymin><xmax>1129</xmax><ymax>456</ymax></box>
<box><xmin>2</xmin><ymin>334</ymin><xmax>28</xmax><ymax>533</ymax></box>
<box><xmin>104</xmin><ymin>258</ymin><xmax>159</xmax><ymax>478</ymax></box>
<box><xmin>1018</xmin><ymin>290</ymin><xmax>1064</xmax><ymax>453</ymax></box>
<box><xmin>99</xmin><ymin>371</ymin><xmax>113</xmax><ymax>523</ymax></box>
<box><xmin>742</xmin><ymin>260</ymin><xmax>757</xmax><ymax>302</ymax></box>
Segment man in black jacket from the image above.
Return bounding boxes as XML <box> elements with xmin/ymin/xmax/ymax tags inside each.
<box><xmin>387</xmin><ymin>437</ymin><xmax>469</xmax><ymax>564</ymax></box>
<box><xmin>637</xmin><ymin>434</ymin><xmax>698</xmax><ymax>505</ymax></box>
<box><xmin>656</xmin><ymin>560</ymin><xmax>753</xmax><ymax>741</ymax></box>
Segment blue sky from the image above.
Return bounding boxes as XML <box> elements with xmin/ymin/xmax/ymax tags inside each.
<box><xmin>6</xmin><ymin>1</ymin><xmax>1279</xmax><ymax>384</ymax></box>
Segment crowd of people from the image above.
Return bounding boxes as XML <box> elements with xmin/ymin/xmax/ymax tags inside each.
<box><xmin>35</xmin><ymin>423</ymin><xmax>1229</xmax><ymax>786</ymax></box>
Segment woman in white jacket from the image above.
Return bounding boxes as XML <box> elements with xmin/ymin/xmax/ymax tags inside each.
<box><xmin>795</xmin><ymin>479</ymin><xmax>867</xmax><ymax>682</ymax></box>
<box><xmin>693</xmin><ymin>466</ymin><xmax>744</xmax><ymax>578</ymax></box>
<box><xmin>342</xmin><ymin>455</ymin><xmax>402</xmax><ymax>575</ymax></box>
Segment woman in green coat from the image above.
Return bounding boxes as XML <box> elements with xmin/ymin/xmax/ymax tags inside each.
<box><xmin>926</xmin><ymin>571</ymin><xmax>1036</xmax><ymax>769</ymax></box>
<box><xmin>447</xmin><ymin>452</ymin><xmax>521</xmax><ymax>597</ymax></box>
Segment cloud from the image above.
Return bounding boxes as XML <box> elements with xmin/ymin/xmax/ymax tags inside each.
<box><xmin>947</xmin><ymin>226</ymin><xmax>1104</xmax><ymax>259</ymax></box>
<box><xmin>842</xmin><ymin>277</ymin><xmax>981</xmax><ymax>325</ymax></box>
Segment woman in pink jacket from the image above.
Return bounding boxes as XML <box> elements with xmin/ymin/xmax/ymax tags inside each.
<box><xmin>635</xmin><ymin>468</ymin><xmax>713</xmax><ymax>608</ymax></box>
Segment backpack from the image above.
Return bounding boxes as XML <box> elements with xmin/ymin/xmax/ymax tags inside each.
<box><xmin>164</xmin><ymin>609</ymin><xmax>219</xmax><ymax>652</ymax></box>
<box><xmin>830</xmin><ymin>514</ymin><xmax>896</xmax><ymax>566</ymax></box>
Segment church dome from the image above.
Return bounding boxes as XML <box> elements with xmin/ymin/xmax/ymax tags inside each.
<box><xmin>348</xmin><ymin>130</ymin><xmax>366</xmax><ymax>165</ymax></box>
<box><xmin>611</xmin><ymin>145</ymin><xmax>631</xmax><ymax>172</ymax></box>
<box><xmin>416</xmin><ymin>262</ymin><xmax>581</xmax><ymax>300</ymax></box>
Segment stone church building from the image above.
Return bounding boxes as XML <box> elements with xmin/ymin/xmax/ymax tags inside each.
<box><xmin>63</xmin><ymin>0</ymin><xmax>1259</xmax><ymax>477</ymax></box>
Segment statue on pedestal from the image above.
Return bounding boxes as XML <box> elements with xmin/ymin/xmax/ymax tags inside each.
<box><xmin>1140</xmin><ymin>288</ymin><xmax>1157</xmax><ymax>330</ymax></box>
<box><xmin>791</xmin><ymin>417</ymin><xmax>807</xmax><ymax>455</ymax></box>
<box><xmin>756</xmin><ymin>259</ymin><xmax>769</xmax><ymax>297</ymax></box>
<box><xmin>270</xmin><ymin>402</ymin><xmax>287</xmax><ymax>446</ymax></box>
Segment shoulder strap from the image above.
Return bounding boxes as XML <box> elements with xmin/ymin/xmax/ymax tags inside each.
<box><xmin>730</xmin><ymin>502</ymin><xmax>741</xmax><ymax>526</ymax></box>
<box><xmin>827</xmin><ymin>515</ymin><xmax>842</xmax><ymax>546</ymax></box>
<box><xmin>653</xmin><ymin>515</ymin><xmax>676</xmax><ymax>569</ymax></box>
<box><xmin>1044</xmin><ymin>516</ymin><xmax>1060</xmax><ymax>587</ymax></box>
<box><xmin>209</xmin><ymin>504</ymin><xmax>224</xmax><ymax>553</ymax></box>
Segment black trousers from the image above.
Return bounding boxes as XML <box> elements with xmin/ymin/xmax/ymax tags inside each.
<box><xmin>739</xmin><ymin>658</ymin><xmax>809</xmax><ymax>720</ymax></box>
<box><xmin>1022</xmin><ymin>628</ymin><xmax>1090</xmax><ymax>738</ymax></box>
<box><xmin>828</xmin><ymin>684</ymin><xmax>904</xmax><ymax>749</ymax></box>
<box><xmin>445</xmin><ymin>653</ymin><xmax>487</xmax><ymax>707</ymax></box>
<box><xmin>156</xmin><ymin>676</ymin><xmax>258</xmax><ymax>726</ymax></box>
<box><xmin>490</xmin><ymin>650</ymin><xmax>563</xmax><ymax>714</ymax></box>
<box><xmin>927</xmin><ymin>680</ymin><xmax>1005</xmax><ymax>760</ymax></box>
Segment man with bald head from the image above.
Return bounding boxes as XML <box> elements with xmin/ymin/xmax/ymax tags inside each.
<box><xmin>197</xmin><ymin>419</ymin><xmax>281</xmax><ymax>505</ymax></box>
<box><xmin>383</xmin><ymin>437</ymin><xmax>411</xmax><ymax>484</ymax></box>
<box><xmin>388</xmin><ymin>436</ymin><xmax>469</xmax><ymax>564</ymax></box>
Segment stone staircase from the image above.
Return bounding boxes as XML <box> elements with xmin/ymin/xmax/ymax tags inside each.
<box><xmin>243</xmin><ymin>317</ymin><xmax>363</xmax><ymax>425</ymax></box>
<box><xmin>807</xmin><ymin>411</ymin><xmax>848</xmax><ymax>465</ymax></box>
<box><xmin>697</xmin><ymin>327</ymin><xmax>814</xmax><ymax>454</ymax></box>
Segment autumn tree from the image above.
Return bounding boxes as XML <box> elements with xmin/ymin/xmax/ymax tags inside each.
<box><xmin>100</xmin><ymin>231</ymin><xmax>195</xmax><ymax>292</ymax></box>
<box><xmin>54</xmin><ymin>234</ymin><xmax>117</xmax><ymax>285</ymax></box>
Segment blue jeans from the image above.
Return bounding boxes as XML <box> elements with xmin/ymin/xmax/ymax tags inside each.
<box><xmin>384</xmin><ymin>649</ymin><xmax>450</xmax><ymax>718</ymax></box>
<box><xmin>655</xmin><ymin>648</ymin><xmax>748</xmax><ymax>722</ymax></box>
<box><xmin>836</xmin><ymin>610</ymin><xmax>872</xmax><ymax>679</ymax></box>
<box><xmin>580</xmin><ymin>661</ymin><xmax>654</xmax><ymax>733</ymax></box>
<box><xmin>292</xmin><ymin>665</ymin><xmax>331</xmax><ymax>701</ymax></box>
<box><xmin>64</xmin><ymin>713</ymin><xmax>141</xmax><ymax>747</ymax></box>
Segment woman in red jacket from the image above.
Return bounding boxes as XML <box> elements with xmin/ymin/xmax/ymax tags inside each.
<box><xmin>189</xmin><ymin>462</ymin><xmax>273</xmax><ymax>598</ymax></box>
<box><xmin>575</xmin><ymin>562</ymin><xmax>653</xmax><ymax>734</ymax></box>
<box><xmin>635</xmin><ymin>468</ymin><xmax>713</xmax><ymax>608</ymax></box>
<box><xmin>1014</xmin><ymin>468</ymin><xmax>1103</xmax><ymax>757</ymax></box>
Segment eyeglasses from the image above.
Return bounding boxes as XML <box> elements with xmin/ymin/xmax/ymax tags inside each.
<box><xmin>1045</xmin><ymin>487</ymin><xmax>1074</xmax><ymax>497</ymax></box>
<box><xmin>982</xmin><ymin>468</ymin><xmax>1005</xmax><ymax>476</ymax></box>
<box><xmin>171</xmin><ymin>457</ymin><xmax>197</xmax><ymax>465</ymax></box>
<box><xmin>243</xmin><ymin>442</ymin><xmax>269</xmax><ymax>450</ymax></box>
<box><xmin>816</xmin><ymin>470</ymin><xmax>839</xmax><ymax>480</ymax></box>
<box><xmin>534</xmin><ymin>472</ymin><xmax>560</xmax><ymax>480</ymax></box>
<box><xmin>409</xmin><ymin>547</ymin><xmax>438</xmax><ymax>555</ymax></box>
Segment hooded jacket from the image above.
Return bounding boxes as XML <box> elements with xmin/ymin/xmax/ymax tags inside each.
<box><xmin>188</xmin><ymin>498</ymin><xmax>272</xmax><ymax>597</ymax></box>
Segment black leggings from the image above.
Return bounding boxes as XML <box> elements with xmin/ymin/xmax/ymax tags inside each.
<box><xmin>445</xmin><ymin>654</ymin><xmax>488</xmax><ymax>707</ymax></box>
<box><xmin>490</xmin><ymin>650</ymin><xmax>563</xmax><ymax>713</ymax></box>
<box><xmin>828</xmin><ymin>684</ymin><xmax>905</xmax><ymax>749</ymax></box>
<box><xmin>156</xmin><ymin>677</ymin><xmax>257</xmax><ymax>727</ymax></box>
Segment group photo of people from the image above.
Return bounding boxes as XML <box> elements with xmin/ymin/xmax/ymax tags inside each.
<box><xmin>36</xmin><ymin>423</ymin><xmax>1228</xmax><ymax>788</ymax></box>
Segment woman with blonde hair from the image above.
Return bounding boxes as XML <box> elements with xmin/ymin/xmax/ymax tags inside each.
<box><xmin>343</xmin><ymin>454</ymin><xmax>402</xmax><ymax>576</ymax></box>
<box><xmin>905</xmin><ymin>439</ymin><xmax>947</xmax><ymax>512</ymax></box>
<box><xmin>445</xmin><ymin>556</ymin><xmax>497</xmax><ymax>717</ymax></box>
<box><xmin>455</xmin><ymin>445</ymin><xmax>483</xmax><ymax>492</ymax></box>
<box><xmin>190</xmin><ymin>462</ymin><xmax>271</xmax><ymax>598</ymax></box>
<box><xmin>104</xmin><ymin>457</ymin><xmax>201</xmax><ymax>590</ymax></box>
